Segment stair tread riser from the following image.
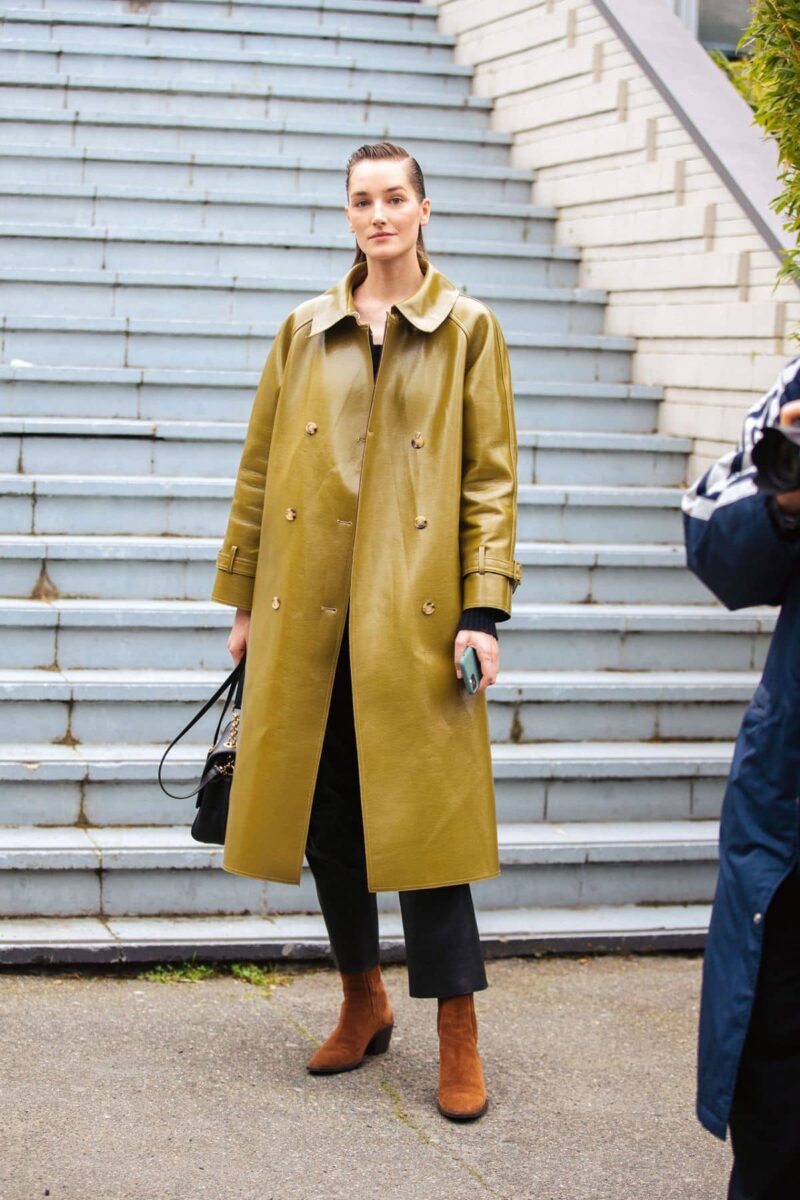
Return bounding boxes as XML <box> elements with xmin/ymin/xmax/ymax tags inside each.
<box><xmin>2</xmin><ymin>241</ymin><xmax>581</xmax><ymax>289</ymax></box>
<box><xmin>0</xmin><ymin>566</ymin><xmax>716</xmax><ymax>605</ymax></box>
<box><xmin>2</xmin><ymin>289</ymin><xmax>607</xmax><ymax>335</ymax></box>
<box><xmin>0</xmin><ymin>694</ymin><xmax>754</xmax><ymax>746</ymax></box>
<box><xmin>2</xmin><ymin>1</ymin><xmax>438</xmax><ymax>37</ymax></box>
<box><xmin>0</xmin><ymin>380</ymin><xmax>662</xmax><ymax>432</ymax></box>
<box><xmin>0</xmin><ymin>905</ymin><xmax>712</xmax><ymax>964</ymax></box>
<box><xmin>1</xmin><ymin>44</ymin><xmax>475</xmax><ymax>98</ymax></box>
<box><xmin>0</xmin><ymin>146</ymin><xmax>536</xmax><ymax>199</ymax></box>
<box><xmin>0</xmin><ymin>864</ymin><xmax>722</xmax><ymax>918</ymax></box>
<box><xmin>0</xmin><ymin>631</ymin><xmax>769</xmax><ymax>674</ymax></box>
<box><xmin>0</xmin><ymin>504</ymin><xmax>682</xmax><ymax>546</ymax></box>
<box><xmin>0</xmin><ymin>780</ymin><xmax>727</xmax><ymax>828</ymax></box>
<box><xmin>0</xmin><ymin>84</ymin><xmax>491</xmax><ymax>133</ymax></box>
<box><xmin>0</xmin><ymin>18</ymin><xmax>458</xmax><ymax>54</ymax></box>
<box><xmin>0</xmin><ymin>200</ymin><xmax>550</xmax><ymax>242</ymax></box>
<box><xmin>2</xmin><ymin>340</ymin><xmax>631</xmax><ymax>382</ymax></box>
<box><xmin>4</xmin><ymin>447</ymin><xmax>685</xmax><ymax>489</ymax></box>
<box><xmin>1</xmin><ymin>10</ymin><xmax>454</xmax><ymax>46</ymax></box>
<box><xmin>0</xmin><ymin>118</ymin><xmax>517</xmax><ymax>167</ymax></box>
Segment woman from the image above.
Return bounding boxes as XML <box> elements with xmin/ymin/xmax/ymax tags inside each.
<box><xmin>211</xmin><ymin>141</ymin><xmax>522</xmax><ymax>1121</ymax></box>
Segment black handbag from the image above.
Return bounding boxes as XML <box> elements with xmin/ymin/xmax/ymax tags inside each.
<box><xmin>157</xmin><ymin>654</ymin><xmax>245</xmax><ymax>845</ymax></box>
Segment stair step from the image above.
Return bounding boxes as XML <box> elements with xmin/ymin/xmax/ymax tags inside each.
<box><xmin>1</xmin><ymin>312</ymin><xmax>631</xmax><ymax>378</ymax></box>
<box><xmin>0</xmin><ymin>477</ymin><xmax>681</xmax><ymax>541</ymax></box>
<box><xmin>1</xmin><ymin>69</ymin><xmax>492</xmax><ymax>131</ymax></box>
<box><xmin>0</xmin><ymin>222</ymin><xmax>583</xmax><ymax>288</ymax></box>
<box><xmin>0</xmin><ymin>599</ymin><xmax>772</xmax><ymax>673</ymax></box>
<box><xmin>0</xmin><ymin>535</ymin><xmax>709</xmax><ymax>604</ymax></box>
<box><xmin>1</xmin><ymin>11</ymin><xmax>458</xmax><ymax>61</ymax></box>
<box><xmin>520</xmin><ymin>431</ymin><xmax>689</xmax><ymax>486</ymax></box>
<box><xmin>0</xmin><ymin>105</ymin><xmax>518</xmax><ymax>164</ymax></box>
<box><xmin>1</xmin><ymin>268</ymin><xmax>608</xmax><ymax>333</ymax></box>
<box><xmin>0</xmin><ymin>904</ymin><xmax>712</xmax><ymax>965</ymax></box>
<box><xmin>0</xmin><ymin>667</ymin><xmax>756</xmax><ymax>743</ymax></box>
<box><xmin>0</xmin><ymin>366</ymin><xmax>663</xmax><ymax>431</ymax></box>
<box><xmin>0</xmin><ymin>144</ymin><xmax>537</xmax><ymax>204</ymax></box>
<box><xmin>0</xmin><ymin>181</ymin><xmax>553</xmax><ymax>242</ymax></box>
<box><xmin>0</xmin><ymin>38</ymin><xmax>475</xmax><ymax>94</ymax></box>
<box><xmin>0</xmin><ymin>740</ymin><xmax>733</xmax><ymax>826</ymax></box>
<box><xmin>0</xmin><ymin>821</ymin><xmax>720</xmax><ymax>918</ymax></box>
<box><xmin>1</xmin><ymin>0</ymin><xmax>443</xmax><ymax>37</ymax></box>
<box><xmin>516</xmin><ymin>542</ymin><xmax>710</xmax><ymax>603</ymax></box>
<box><xmin>1</xmin><ymin>420</ymin><xmax>687</xmax><ymax>485</ymax></box>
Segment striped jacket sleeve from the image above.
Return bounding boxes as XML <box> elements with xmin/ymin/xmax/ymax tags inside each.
<box><xmin>682</xmin><ymin>356</ymin><xmax>800</xmax><ymax>610</ymax></box>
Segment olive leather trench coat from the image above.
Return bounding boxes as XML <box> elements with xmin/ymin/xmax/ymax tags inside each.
<box><xmin>211</xmin><ymin>254</ymin><xmax>522</xmax><ymax>892</ymax></box>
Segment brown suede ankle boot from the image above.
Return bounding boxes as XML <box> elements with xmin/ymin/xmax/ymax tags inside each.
<box><xmin>436</xmin><ymin>992</ymin><xmax>488</xmax><ymax>1120</ymax></box>
<box><xmin>306</xmin><ymin>963</ymin><xmax>394</xmax><ymax>1074</ymax></box>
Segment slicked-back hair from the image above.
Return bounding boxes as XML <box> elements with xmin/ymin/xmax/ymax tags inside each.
<box><xmin>345</xmin><ymin>142</ymin><xmax>428</xmax><ymax>265</ymax></box>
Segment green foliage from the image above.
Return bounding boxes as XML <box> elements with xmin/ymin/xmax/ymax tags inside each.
<box><xmin>707</xmin><ymin>48</ymin><xmax>762</xmax><ymax>110</ymax></box>
<box><xmin>229</xmin><ymin>962</ymin><xmax>293</xmax><ymax>992</ymax></box>
<box><xmin>734</xmin><ymin>4</ymin><xmax>800</xmax><ymax>286</ymax></box>
<box><xmin>138</xmin><ymin>957</ymin><xmax>216</xmax><ymax>983</ymax></box>
<box><xmin>137</xmin><ymin>956</ymin><xmax>294</xmax><ymax>992</ymax></box>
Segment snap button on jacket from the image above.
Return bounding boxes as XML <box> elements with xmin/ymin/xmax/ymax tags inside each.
<box><xmin>211</xmin><ymin>257</ymin><xmax>522</xmax><ymax>891</ymax></box>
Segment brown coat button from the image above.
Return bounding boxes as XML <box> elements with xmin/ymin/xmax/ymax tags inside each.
<box><xmin>421</xmin><ymin>599</ymin><xmax>435</xmax><ymax>615</ymax></box>
<box><xmin>414</xmin><ymin>516</ymin><xmax>428</xmax><ymax>529</ymax></box>
<box><xmin>272</xmin><ymin>596</ymin><xmax>281</xmax><ymax>609</ymax></box>
<box><xmin>305</xmin><ymin>422</ymin><xmax>318</xmax><ymax>435</ymax></box>
<box><xmin>285</xmin><ymin>507</ymin><xmax>297</xmax><ymax>520</ymax></box>
<box><xmin>411</xmin><ymin>433</ymin><xmax>425</xmax><ymax>448</ymax></box>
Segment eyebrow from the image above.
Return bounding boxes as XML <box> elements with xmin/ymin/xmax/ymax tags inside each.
<box><xmin>350</xmin><ymin>185</ymin><xmax>408</xmax><ymax>197</ymax></box>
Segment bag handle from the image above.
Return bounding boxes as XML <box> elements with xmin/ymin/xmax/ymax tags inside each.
<box><xmin>158</xmin><ymin>653</ymin><xmax>246</xmax><ymax>801</ymax></box>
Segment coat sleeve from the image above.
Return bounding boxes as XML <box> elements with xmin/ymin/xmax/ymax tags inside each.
<box><xmin>682</xmin><ymin>357</ymin><xmax>800</xmax><ymax>611</ymax></box>
<box><xmin>459</xmin><ymin>306</ymin><xmax>523</xmax><ymax>618</ymax></box>
<box><xmin>210</xmin><ymin>315</ymin><xmax>296</xmax><ymax>610</ymax></box>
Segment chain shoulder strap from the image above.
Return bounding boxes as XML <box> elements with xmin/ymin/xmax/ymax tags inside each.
<box><xmin>157</xmin><ymin>655</ymin><xmax>246</xmax><ymax>800</ymax></box>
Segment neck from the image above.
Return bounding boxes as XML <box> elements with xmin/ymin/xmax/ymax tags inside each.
<box><xmin>357</xmin><ymin>245</ymin><xmax>424</xmax><ymax>305</ymax></box>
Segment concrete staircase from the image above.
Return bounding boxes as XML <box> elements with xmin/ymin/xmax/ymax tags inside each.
<box><xmin>0</xmin><ymin>0</ymin><xmax>760</xmax><ymax>963</ymax></box>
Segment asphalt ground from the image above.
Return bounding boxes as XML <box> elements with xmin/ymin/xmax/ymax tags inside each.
<box><xmin>0</xmin><ymin>953</ymin><xmax>730</xmax><ymax>1200</ymax></box>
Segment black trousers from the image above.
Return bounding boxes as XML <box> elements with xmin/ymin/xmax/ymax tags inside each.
<box><xmin>304</xmin><ymin>607</ymin><xmax>488</xmax><ymax>999</ymax></box>
<box><xmin>727</xmin><ymin>865</ymin><xmax>800</xmax><ymax>1200</ymax></box>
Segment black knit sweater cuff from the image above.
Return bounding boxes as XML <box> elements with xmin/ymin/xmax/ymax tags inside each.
<box><xmin>457</xmin><ymin>607</ymin><xmax>500</xmax><ymax>639</ymax></box>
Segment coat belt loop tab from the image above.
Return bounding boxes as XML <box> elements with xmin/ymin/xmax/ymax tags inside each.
<box><xmin>229</xmin><ymin>545</ymin><xmax>239</xmax><ymax>571</ymax></box>
<box><xmin>478</xmin><ymin>545</ymin><xmax>486</xmax><ymax>575</ymax></box>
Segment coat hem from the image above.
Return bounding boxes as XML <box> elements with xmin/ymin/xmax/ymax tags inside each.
<box><xmin>221</xmin><ymin>860</ymin><xmax>502</xmax><ymax>891</ymax></box>
<box><xmin>367</xmin><ymin>865</ymin><xmax>502</xmax><ymax>893</ymax></box>
<box><xmin>221</xmin><ymin>860</ymin><xmax>301</xmax><ymax>886</ymax></box>
<box><xmin>696</xmin><ymin>1099</ymin><xmax>728</xmax><ymax>1142</ymax></box>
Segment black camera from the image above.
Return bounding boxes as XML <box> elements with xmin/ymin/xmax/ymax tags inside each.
<box><xmin>752</xmin><ymin>422</ymin><xmax>800</xmax><ymax>494</ymax></box>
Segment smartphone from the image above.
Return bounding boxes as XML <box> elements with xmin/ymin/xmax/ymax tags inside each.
<box><xmin>460</xmin><ymin>645</ymin><xmax>482</xmax><ymax>694</ymax></box>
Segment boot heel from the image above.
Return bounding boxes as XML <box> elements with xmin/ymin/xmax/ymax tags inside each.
<box><xmin>365</xmin><ymin>1022</ymin><xmax>393</xmax><ymax>1056</ymax></box>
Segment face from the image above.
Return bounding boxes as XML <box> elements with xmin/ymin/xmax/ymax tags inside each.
<box><xmin>345</xmin><ymin>159</ymin><xmax>431</xmax><ymax>262</ymax></box>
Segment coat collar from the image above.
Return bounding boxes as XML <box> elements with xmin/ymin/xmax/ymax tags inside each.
<box><xmin>308</xmin><ymin>254</ymin><xmax>460</xmax><ymax>337</ymax></box>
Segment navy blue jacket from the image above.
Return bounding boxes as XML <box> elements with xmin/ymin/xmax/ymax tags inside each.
<box><xmin>683</xmin><ymin>357</ymin><xmax>800</xmax><ymax>1138</ymax></box>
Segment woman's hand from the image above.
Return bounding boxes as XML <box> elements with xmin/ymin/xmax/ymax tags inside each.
<box><xmin>454</xmin><ymin>629</ymin><xmax>499</xmax><ymax>694</ymax></box>
<box><xmin>228</xmin><ymin>607</ymin><xmax>251</xmax><ymax>664</ymax></box>
<box><xmin>775</xmin><ymin>488</ymin><xmax>800</xmax><ymax>514</ymax></box>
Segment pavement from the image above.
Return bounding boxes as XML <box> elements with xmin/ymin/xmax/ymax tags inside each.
<box><xmin>0</xmin><ymin>953</ymin><xmax>730</xmax><ymax>1200</ymax></box>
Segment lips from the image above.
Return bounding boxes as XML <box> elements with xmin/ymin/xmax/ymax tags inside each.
<box><xmin>370</xmin><ymin>233</ymin><xmax>394</xmax><ymax>239</ymax></box>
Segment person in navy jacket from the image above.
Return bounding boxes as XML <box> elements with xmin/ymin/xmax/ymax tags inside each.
<box><xmin>683</xmin><ymin>357</ymin><xmax>800</xmax><ymax>1198</ymax></box>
